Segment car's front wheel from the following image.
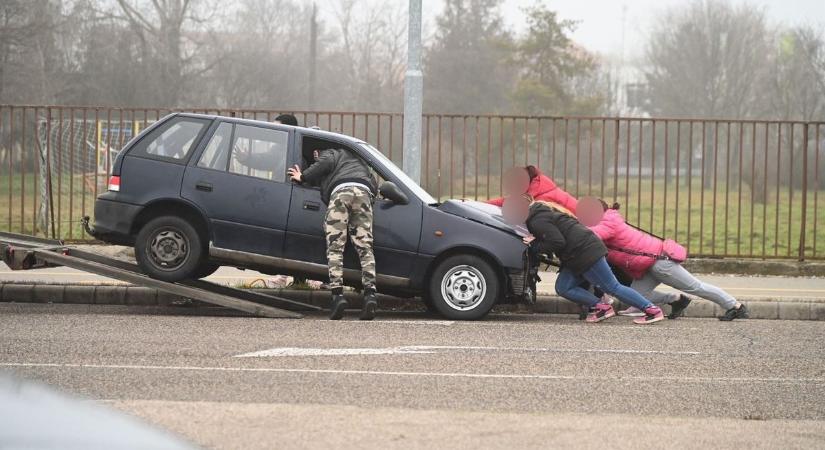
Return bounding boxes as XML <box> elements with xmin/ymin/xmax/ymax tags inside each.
<box><xmin>428</xmin><ymin>254</ymin><xmax>500</xmax><ymax>320</ymax></box>
<box><xmin>135</xmin><ymin>215</ymin><xmax>204</xmax><ymax>282</ymax></box>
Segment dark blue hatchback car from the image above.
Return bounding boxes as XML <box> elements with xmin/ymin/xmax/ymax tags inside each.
<box><xmin>91</xmin><ymin>113</ymin><xmax>532</xmax><ymax>319</ymax></box>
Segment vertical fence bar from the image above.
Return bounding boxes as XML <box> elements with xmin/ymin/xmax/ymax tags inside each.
<box><xmin>587</xmin><ymin>119</ymin><xmax>593</xmax><ymax>195</ymax></box>
<box><xmin>423</xmin><ymin>115</ymin><xmax>429</xmax><ymax>194</ymax></box>
<box><xmin>711</xmin><ymin>121</ymin><xmax>718</xmax><ymax>255</ymax></box>
<box><xmin>537</xmin><ymin>118</ymin><xmax>543</xmax><ymax>173</ymax></box>
<box><xmin>625</xmin><ymin>119</ymin><xmax>631</xmax><ymax>221</ymax></box>
<box><xmin>550</xmin><ymin>119</ymin><xmax>556</xmax><ymax>178</ymax></box>
<box><xmin>650</xmin><ymin>119</ymin><xmax>656</xmax><ymax>232</ymax></box>
<box><xmin>686</xmin><ymin>122</ymin><xmax>694</xmax><ymax>254</ymax></box>
<box><xmin>699</xmin><ymin>121</ymin><xmax>706</xmax><ymax>254</ymax></box>
<box><xmin>723</xmin><ymin>122</ymin><xmax>730</xmax><ymax>256</ymax></box>
<box><xmin>613</xmin><ymin>119</ymin><xmax>619</xmax><ymax>203</ymax></box>
<box><xmin>814</xmin><ymin>124</ymin><xmax>820</xmax><ymax>258</ymax></box>
<box><xmin>511</xmin><ymin>118</ymin><xmax>516</xmax><ymax>168</ymax></box>
<box><xmin>563</xmin><ymin>119</ymin><xmax>569</xmax><ymax>189</ymax></box>
<box><xmin>600</xmin><ymin>119</ymin><xmax>606</xmax><ymax>198</ymax></box>
<box><xmin>762</xmin><ymin>123</ymin><xmax>769</xmax><ymax>258</ymax></box>
<box><xmin>750</xmin><ymin>123</ymin><xmax>757</xmax><ymax>256</ymax></box>
<box><xmin>637</xmin><ymin>120</ymin><xmax>643</xmax><ymax>226</ymax></box>
<box><xmin>7</xmin><ymin>106</ymin><xmax>13</xmax><ymax>230</ymax></box>
<box><xmin>437</xmin><ymin>116</ymin><xmax>443</xmax><ymax>200</ymax></box>
<box><xmin>56</xmin><ymin>107</ymin><xmax>63</xmax><ymax>238</ymax></box>
<box><xmin>462</xmin><ymin>116</ymin><xmax>467</xmax><ymax>198</ymax></box>
<box><xmin>46</xmin><ymin>108</ymin><xmax>55</xmax><ymax>238</ymax></box>
<box><xmin>524</xmin><ymin>117</ymin><xmax>529</xmax><ymax>167</ymax></box>
<box><xmin>737</xmin><ymin>122</ymin><xmax>744</xmax><ymax>255</ymax></box>
<box><xmin>449</xmin><ymin>117</ymin><xmax>454</xmax><ymax>199</ymax></box>
<box><xmin>788</xmin><ymin>124</ymin><xmax>795</xmax><ymax>257</ymax></box>
<box><xmin>775</xmin><ymin>124</ymin><xmax>781</xmax><ymax>256</ymax></box>
<box><xmin>68</xmin><ymin>107</ymin><xmax>75</xmax><ymax>239</ymax></box>
<box><xmin>487</xmin><ymin>117</ymin><xmax>492</xmax><ymax>199</ymax></box>
<box><xmin>499</xmin><ymin>117</ymin><xmax>504</xmax><ymax>195</ymax></box>
<box><xmin>21</xmin><ymin>107</ymin><xmax>27</xmax><ymax>233</ymax></box>
<box><xmin>475</xmin><ymin>116</ymin><xmax>480</xmax><ymax>199</ymax></box>
<box><xmin>799</xmin><ymin>123</ymin><xmax>809</xmax><ymax>261</ymax></box>
<box><xmin>675</xmin><ymin>121</ymin><xmax>681</xmax><ymax>242</ymax></box>
<box><xmin>663</xmin><ymin>120</ymin><xmax>669</xmax><ymax>237</ymax></box>
<box><xmin>575</xmin><ymin>119</ymin><xmax>581</xmax><ymax>196</ymax></box>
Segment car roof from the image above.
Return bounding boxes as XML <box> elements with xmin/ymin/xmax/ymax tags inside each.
<box><xmin>174</xmin><ymin>112</ymin><xmax>367</xmax><ymax>145</ymax></box>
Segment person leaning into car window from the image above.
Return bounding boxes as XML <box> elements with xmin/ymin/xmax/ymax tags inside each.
<box><xmin>287</xmin><ymin>146</ymin><xmax>379</xmax><ymax>320</ymax></box>
<box><xmin>234</xmin><ymin>114</ymin><xmax>299</xmax><ymax>172</ymax></box>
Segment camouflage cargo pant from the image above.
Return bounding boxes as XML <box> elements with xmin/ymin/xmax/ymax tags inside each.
<box><xmin>324</xmin><ymin>186</ymin><xmax>376</xmax><ymax>291</ymax></box>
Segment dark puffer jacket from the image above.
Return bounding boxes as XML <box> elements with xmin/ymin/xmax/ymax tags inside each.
<box><xmin>301</xmin><ymin>148</ymin><xmax>377</xmax><ymax>204</ymax></box>
<box><xmin>526</xmin><ymin>202</ymin><xmax>607</xmax><ymax>275</ymax></box>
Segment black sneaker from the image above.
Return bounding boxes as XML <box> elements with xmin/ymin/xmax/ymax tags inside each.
<box><xmin>360</xmin><ymin>288</ymin><xmax>377</xmax><ymax>321</ymax></box>
<box><xmin>329</xmin><ymin>291</ymin><xmax>348</xmax><ymax>320</ymax></box>
<box><xmin>668</xmin><ymin>294</ymin><xmax>692</xmax><ymax>320</ymax></box>
<box><xmin>719</xmin><ymin>303</ymin><xmax>750</xmax><ymax>321</ymax></box>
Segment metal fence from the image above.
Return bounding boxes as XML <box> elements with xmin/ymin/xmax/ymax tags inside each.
<box><xmin>1</xmin><ymin>105</ymin><xmax>823</xmax><ymax>260</ymax></box>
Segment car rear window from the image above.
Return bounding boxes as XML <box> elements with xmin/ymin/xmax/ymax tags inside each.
<box><xmin>130</xmin><ymin>117</ymin><xmax>210</xmax><ymax>161</ymax></box>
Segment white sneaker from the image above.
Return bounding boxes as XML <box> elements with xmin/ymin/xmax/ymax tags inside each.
<box><xmin>617</xmin><ymin>306</ymin><xmax>645</xmax><ymax>317</ymax></box>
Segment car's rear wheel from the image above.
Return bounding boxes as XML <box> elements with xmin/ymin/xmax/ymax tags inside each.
<box><xmin>428</xmin><ymin>254</ymin><xmax>499</xmax><ymax>320</ymax></box>
<box><xmin>135</xmin><ymin>215</ymin><xmax>203</xmax><ymax>282</ymax></box>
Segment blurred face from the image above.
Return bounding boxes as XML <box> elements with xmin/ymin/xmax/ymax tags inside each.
<box><xmin>577</xmin><ymin>196</ymin><xmax>606</xmax><ymax>227</ymax></box>
<box><xmin>502</xmin><ymin>167</ymin><xmax>530</xmax><ymax>196</ymax></box>
<box><xmin>502</xmin><ymin>196</ymin><xmax>530</xmax><ymax>226</ymax></box>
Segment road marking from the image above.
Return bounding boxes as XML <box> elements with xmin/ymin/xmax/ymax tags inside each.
<box><xmin>2</xmin><ymin>362</ymin><xmax>822</xmax><ymax>385</ymax></box>
<box><xmin>234</xmin><ymin>345</ymin><xmax>701</xmax><ymax>358</ymax></box>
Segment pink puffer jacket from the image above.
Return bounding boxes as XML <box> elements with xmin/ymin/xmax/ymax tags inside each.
<box><xmin>587</xmin><ymin>209</ymin><xmax>663</xmax><ymax>279</ymax></box>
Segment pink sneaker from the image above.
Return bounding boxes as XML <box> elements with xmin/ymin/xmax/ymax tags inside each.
<box><xmin>617</xmin><ymin>306</ymin><xmax>644</xmax><ymax>317</ymax></box>
<box><xmin>633</xmin><ymin>305</ymin><xmax>665</xmax><ymax>324</ymax></box>
<box><xmin>586</xmin><ymin>303</ymin><xmax>616</xmax><ymax>323</ymax></box>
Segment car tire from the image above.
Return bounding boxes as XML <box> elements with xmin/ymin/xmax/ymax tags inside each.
<box><xmin>193</xmin><ymin>262</ymin><xmax>220</xmax><ymax>279</ymax></box>
<box><xmin>135</xmin><ymin>215</ymin><xmax>204</xmax><ymax>282</ymax></box>
<box><xmin>428</xmin><ymin>254</ymin><xmax>500</xmax><ymax>320</ymax></box>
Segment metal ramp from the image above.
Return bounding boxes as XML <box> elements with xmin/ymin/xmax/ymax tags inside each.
<box><xmin>0</xmin><ymin>232</ymin><xmax>320</xmax><ymax>319</ymax></box>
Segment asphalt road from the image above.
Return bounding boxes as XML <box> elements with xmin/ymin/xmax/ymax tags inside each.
<box><xmin>1</xmin><ymin>304</ymin><xmax>824</xmax><ymax>449</ymax></box>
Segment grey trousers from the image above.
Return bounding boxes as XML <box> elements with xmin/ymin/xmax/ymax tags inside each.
<box><xmin>631</xmin><ymin>259</ymin><xmax>738</xmax><ymax>310</ymax></box>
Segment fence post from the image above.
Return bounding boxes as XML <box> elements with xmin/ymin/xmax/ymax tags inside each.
<box><xmin>798</xmin><ymin>123</ymin><xmax>809</xmax><ymax>261</ymax></box>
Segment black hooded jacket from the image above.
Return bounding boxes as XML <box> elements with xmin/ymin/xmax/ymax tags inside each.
<box><xmin>526</xmin><ymin>202</ymin><xmax>607</xmax><ymax>275</ymax></box>
<box><xmin>301</xmin><ymin>148</ymin><xmax>377</xmax><ymax>204</ymax></box>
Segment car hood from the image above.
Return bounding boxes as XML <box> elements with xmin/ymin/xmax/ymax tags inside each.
<box><xmin>436</xmin><ymin>200</ymin><xmax>527</xmax><ymax>236</ymax></box>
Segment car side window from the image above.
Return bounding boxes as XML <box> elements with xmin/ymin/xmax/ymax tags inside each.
<box><xmin>197</xmin><ymin>122</ymin><xmax>232</xmax><ymax>170</ymax></box>
<box><xmin>132</xmin><ymin>117</ymin><xmax>209</xmax><ymax>160</ymax></box>
<box><xmin>229</xmin><ymin>124</ymin><xmax>288</xmax><ymax>182</ymax></box>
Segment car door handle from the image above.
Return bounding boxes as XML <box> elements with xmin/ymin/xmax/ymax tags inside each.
<box><xmin>195</xmin><ymin>182</ymin><xmax>213</xmax><ymax>192</ymax></box>
<box><xmin>303</xmin><ymin>201</ymin><xmax>320</xmax><ymax>211</ymax></box>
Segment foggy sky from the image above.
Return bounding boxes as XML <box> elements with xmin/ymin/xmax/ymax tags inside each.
<box><xmin>425</xmin><ymin>0</ymin><xmax>825</xmax><ymax>57</ymax></box>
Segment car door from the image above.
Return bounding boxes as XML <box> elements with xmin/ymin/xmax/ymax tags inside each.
<box><xmin>283</xmin><ymin>138</ymin><xmax>422</xmax><ymax>279</ymax></box>
<box><xmin>182</xmin><ymin>121</ymin><xmax>293</xmax><ymax>256</ymax></box>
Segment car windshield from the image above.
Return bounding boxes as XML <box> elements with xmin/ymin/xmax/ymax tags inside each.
<box><xmin>360</xmin><ymin>143</ymin><xmax>438</xmax><ymax>205</ymax></box>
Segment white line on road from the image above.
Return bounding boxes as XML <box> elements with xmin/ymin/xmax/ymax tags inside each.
<box><xmin>233</xmin><ymin>345</ymin><xmax>702</xmax><ymax>358</ymax></box>
<box><xmin>2</xmin><ymin>362</ymin><xmax>822</xmax><ymax>385</ymax></box>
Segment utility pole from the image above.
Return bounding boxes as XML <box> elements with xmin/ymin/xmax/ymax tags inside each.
<box><xmin>308</xmin><ymin>2</ymin><xmax>318</xmax><ymax>110</ymax></box>
<box><xmin>403</xmin><ymin>0</ymin><xmax>423</xmax><ymax>184</ymax></box>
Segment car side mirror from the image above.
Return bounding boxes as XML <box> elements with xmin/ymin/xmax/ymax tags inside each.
<box><xmin>379</xmin><ymin>181</ymin><xmax>409</xmax><ymax>205</ymax></box>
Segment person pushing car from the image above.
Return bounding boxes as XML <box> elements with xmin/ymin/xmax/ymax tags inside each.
<box><xmin>287</xmin><ymin>147</ymin><xmax>379</xmax><ymax>320</ymax></box>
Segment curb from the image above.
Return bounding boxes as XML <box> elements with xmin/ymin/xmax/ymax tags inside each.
<box><xmin>682</xmin><ymin>258</ymin><xmax>825</xmax><ymax>277</ymax></box>
<box><xmin>1</xmin><ymin>281</ymin><xmax>822</xmax><ymax>321</ymax></box>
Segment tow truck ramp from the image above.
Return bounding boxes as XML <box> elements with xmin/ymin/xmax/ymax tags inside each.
<box><xmin>0</xmin><ymin>232</ymin><xmax>320</xmax><ymax>319</ymax></box>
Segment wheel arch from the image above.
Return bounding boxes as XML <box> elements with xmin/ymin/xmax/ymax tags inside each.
<box><xmin>130</xmin><ymin>198</ymin><xmax>211</xmax><ymax>246</ymax></box>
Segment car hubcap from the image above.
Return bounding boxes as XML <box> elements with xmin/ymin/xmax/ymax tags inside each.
<box><xmin>441</xmin><ymin>265</ymin><xmax>486</xmax><ymax>311</ymax></box>
<box><xmin>148</xmin><ymin>228</ymin><xmax>189</xmax><ymax>270</ymax></box>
